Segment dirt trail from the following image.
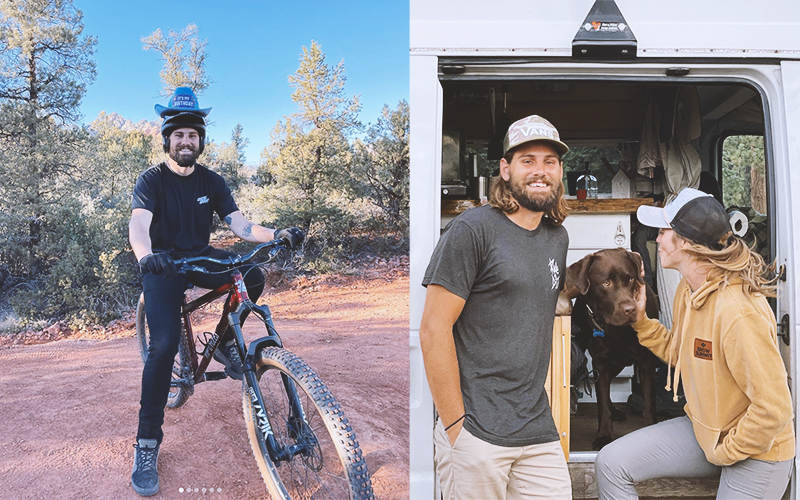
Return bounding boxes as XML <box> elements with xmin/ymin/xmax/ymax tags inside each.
<box><xmin>0</xmin><ymin>271</ymin><xmax>409</xmax><ymax>500</ymax></box>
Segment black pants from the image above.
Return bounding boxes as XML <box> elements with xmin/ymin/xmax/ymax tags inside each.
<box><xmin>137</xmin><ymin>247</ymin><xmax>265</xmax><ymax>443</ymax></box>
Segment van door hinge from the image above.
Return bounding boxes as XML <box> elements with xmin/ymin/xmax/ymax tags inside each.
<box><xmin>777</xmin><ymin>314</ymin><xmax>790</xmax><ymax>346</ymax></box>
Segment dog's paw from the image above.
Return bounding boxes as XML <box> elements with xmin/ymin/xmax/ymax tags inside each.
<box><xmin>592</xmin><ymin>435</ymin><xmax>614</xmax><ymax>450</ymax></box>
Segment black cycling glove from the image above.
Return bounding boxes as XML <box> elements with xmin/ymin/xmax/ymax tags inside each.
<box><xmin>274</xmin><ymin>227</ymin><xmax>305</xmax><ymax>249</ymax></box>
<box><xmin>139</xmin><ymin>253</ymin><xmax>177</xmax><ymax>277</ymax></box>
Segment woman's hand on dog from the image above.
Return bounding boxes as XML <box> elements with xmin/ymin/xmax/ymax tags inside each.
<box><xmin>634</xmin><ymin>252</ymin><xmax>648</xmax><ymax>323</ymax></box>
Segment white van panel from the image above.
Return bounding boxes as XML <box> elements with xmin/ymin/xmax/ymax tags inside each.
<box><xmin>409</xmin><ymin>54</ymin><xmax>443</xmax><ymax>500</ymax></box>
<box><xmin>411</xmin><ymin>0</ymin><xmax>800</xmax><ymax>56</ymax></box>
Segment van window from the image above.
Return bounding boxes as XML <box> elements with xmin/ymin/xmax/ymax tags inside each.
<box><xmin>562</xmin><ymin>146</ymin><xmax>626</xmax><ymax>196</ymax></box>
<box><xmin>721</xmin><ymin>134</ymin><xmax>769</xmax><ymax>262</ymax></box>
<box><xmin>722</xmin><ymin>135</ymin><xmax>767</xmax><ymax>213</ymax></box>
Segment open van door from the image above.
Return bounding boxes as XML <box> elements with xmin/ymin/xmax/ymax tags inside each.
<box><xmin>780</xmin><ymin>62</ymin><xmax>800</xmax><ymax>500</ymax></box>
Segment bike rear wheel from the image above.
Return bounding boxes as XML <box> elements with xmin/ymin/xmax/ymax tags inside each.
<box><xmin>135</xmin><ymin>293</ymin><xmax>191</xmax><ymax>409</ymax></box>
<box><xmin>243</xmin><ymin>347</ymin><xmax>374</xmax><ymax>500</ymax></box>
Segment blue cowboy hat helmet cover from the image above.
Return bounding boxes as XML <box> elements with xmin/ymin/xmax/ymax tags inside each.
<box><xmin>154</xmin><ymin>87</ymin><xmax>212</xmax><ymax>118</ymax></box>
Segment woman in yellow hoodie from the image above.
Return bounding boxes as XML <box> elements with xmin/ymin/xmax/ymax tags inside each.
<box><xmin>596</xmin><ymin>187</ymin><xmax>795</xmax><ymax>500</ymax></box>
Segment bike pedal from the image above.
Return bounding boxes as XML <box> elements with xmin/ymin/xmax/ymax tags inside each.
<box><xmin>170</xmin><ymin>378</ymin><xmax>189</xmax><ymax>388</ymax></box>
<box><xmin>203</xmin><ymin>371</ymin><xmax>228</xmax><ymax>381</ymax></box>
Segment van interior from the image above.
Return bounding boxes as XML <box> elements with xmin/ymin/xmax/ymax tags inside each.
<box><xmin>439</xmin><ymin>78</ymin><xmax>771</xmax><ymax>453</ymax></box>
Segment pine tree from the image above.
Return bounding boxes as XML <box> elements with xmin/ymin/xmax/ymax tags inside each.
<box><xmin>258</xmin><ymin>41</ymin><xmax>361</xmax><ymax>237</ymax></box>
<box><xmin>0</xmin><ymin>0</ymin><xmax>96</xmax><ymax>278</ymax></box>
<box><xmin>206</xmin><ymin>123</ymin><xmax>250</xmax><ymax>193</ymax></box>
<box><xmin>351</xmin><ymin>100</ymin><xmax>409</xmax><ymax>233</ymax></box>
<box><xmin>142</xmin><ymin>23</ymin><xmax>209</xmax><ymax>97</ymax></box>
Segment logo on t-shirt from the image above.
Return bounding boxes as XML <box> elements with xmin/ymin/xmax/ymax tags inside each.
<box><xmin>197</xmin><ymin>196</ymin><xmax>209</xmax><ymax>205</ymax></box>
<box><xmin>549</xmin><ymin>258</ymin><xmax>560</xmax><ymax>290</ymax></box>
<box><xmin>694</xmin><ymin>338</ymin><xmax>712</xmax><ymax>360</ymax></box>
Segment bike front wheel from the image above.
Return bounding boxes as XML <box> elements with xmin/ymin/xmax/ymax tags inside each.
<box><xmin>243</xmin><ymin>347</ymin><xmax>374</xmax><ymax>500</ymax></box>
<box><xmin>135</xmin><ymin>293</ymin><xmax>191</xmax><ymax>409</ymax></box>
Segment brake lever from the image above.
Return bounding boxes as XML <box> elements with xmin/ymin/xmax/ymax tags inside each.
<box><xmin>177</xmin><ymin>264</ymin><xmax>209</xmax><ymax>274</ymax></box>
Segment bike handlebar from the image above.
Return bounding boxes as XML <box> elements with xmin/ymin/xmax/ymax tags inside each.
<box><xmin>175</xmin><ymin>238</ymin><xmax>289</xmax><ymax>274</ymax></box>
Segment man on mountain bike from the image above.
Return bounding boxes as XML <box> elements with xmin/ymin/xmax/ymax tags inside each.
<box><xmin>128</xmin><ymin>87</ymin><xmax>303</xmax><ymax>496</ymax></box>
<box><xmin>420</xmin><ymin>115</ymin><xmax>572</xmax><ymax>499</ymax></box>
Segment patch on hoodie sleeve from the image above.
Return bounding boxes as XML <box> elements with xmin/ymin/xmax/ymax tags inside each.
<box><xmin>694</xmin><ymin>339</ymin><xmax>713</xmax><ymax>360</ymax></box>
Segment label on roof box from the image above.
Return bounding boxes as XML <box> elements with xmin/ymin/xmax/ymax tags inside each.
<box><xmin>584</xmin><ymin>22</ymin><xmax>628</xmax><ymax>33</ymax></box>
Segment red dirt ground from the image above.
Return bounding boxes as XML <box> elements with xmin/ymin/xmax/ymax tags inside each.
<box><xmin>0</xmin><ymin>262</ymin><xmax>409</xmax><ymax>500</ymax></box>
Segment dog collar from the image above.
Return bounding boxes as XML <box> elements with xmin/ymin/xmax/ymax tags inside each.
<box><xmin>585</xmin><ymin>302</ymin><xmax>607</xmax><ymax>335</ymax></box>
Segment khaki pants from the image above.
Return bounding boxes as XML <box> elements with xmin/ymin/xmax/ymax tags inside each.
<box><xmin>434</xmin><ymin>418</ymin><xmax>572</xmax><ymax>500</ymax></box>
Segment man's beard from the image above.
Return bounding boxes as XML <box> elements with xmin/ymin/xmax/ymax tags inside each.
<box><xmin>169</xmin><ymin>145</ymin><xmax>200</xmax><ymax>167</ymax></box>
<box><xmin>508</xmin><ymin>172</ymin><xmax>560</xmax><ymax>213</ymax></box>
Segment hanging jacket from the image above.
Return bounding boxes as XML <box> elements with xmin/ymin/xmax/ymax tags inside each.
<box><xmin>631</xmin><ymin>275</ymin><xmax>795</xmax><ymax>466</ymax></box>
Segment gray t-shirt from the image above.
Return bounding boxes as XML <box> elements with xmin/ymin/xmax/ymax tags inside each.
<box><xmin>423</xmin><ymin>205</ymin><xmax>568</xmax><ymax>447</ymax></box>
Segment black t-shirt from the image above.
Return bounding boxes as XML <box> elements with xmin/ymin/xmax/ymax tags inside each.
<box><xmin>131</xmin><ymin>162</ymin><xmax>238</xmax><ymax>258</ymax></box>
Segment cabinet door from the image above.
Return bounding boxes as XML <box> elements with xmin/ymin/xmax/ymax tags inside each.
<box><xmin>545</xmin><ymin>316</ymin><xmax>571</xmax><ymax>461</ymax></box>
<box><xmin>563</xmin><ymin>214</ymin><xmax>631</xmax><ymax>265</ymax></box>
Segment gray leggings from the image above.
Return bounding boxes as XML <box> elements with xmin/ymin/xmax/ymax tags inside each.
<box><xmin>596</xmin><ymin>416</ymin><xmax>793</xmax><ymax>500</ymax></box>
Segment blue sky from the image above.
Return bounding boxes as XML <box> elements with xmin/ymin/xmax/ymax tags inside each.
<box><xmin>77</xmin><ymin>0</ymin><xmax>409</xmax><ymax>164</ymax></box>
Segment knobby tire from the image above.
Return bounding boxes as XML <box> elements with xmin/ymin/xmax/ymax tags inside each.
<box><xmin>243</xmin><ymin>347</ymin><xmax>374</xmax><ymax>500</ymax></box>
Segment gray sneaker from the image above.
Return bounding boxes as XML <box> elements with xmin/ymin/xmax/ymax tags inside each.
<box><xmin>213</xmin><ymin>340</ymin><xmax>244</xmax><ymax>380</ymax></box>
<box><xmin>131</xmin><ymin>439</ymin><xmax>159</xmax><ymax>496</ymax></box>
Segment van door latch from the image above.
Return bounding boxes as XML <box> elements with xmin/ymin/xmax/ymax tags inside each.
<box><xmin>777</xmin><ymin>314</ymin><xmax>790</xmax><ymax>346</ymax></box>
<box><xmin>614</xmin><ymin>221</ymin><xmax>626</xmax><ymax>246</ymax></box>
<box><xmin>440</xmin><ymin>65</ymin><xmax>466</xmax><ymax>75</ymax></box>
<box><xmin>666</xmin><ymin>67</ymin><xmax>690</xmax><ymax>77</ymax></box>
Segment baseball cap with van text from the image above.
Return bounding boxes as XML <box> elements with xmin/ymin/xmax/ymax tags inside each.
<box><xmin>503</xmin><ymin>115</ymin><xmax>569</xmax><ymax>157</ymax></box>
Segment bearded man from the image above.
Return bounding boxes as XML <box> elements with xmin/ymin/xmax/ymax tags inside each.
<box><xmin>420</xmin><ymin>115</ymin><xmax>572</xmax><ymax>499</ymax></box>
<box><xmin>128</xmin><ymin>87</ymin><xmax>302</xmax><ymax>496</ymax></box>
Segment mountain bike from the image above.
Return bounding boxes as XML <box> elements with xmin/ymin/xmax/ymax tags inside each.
<box><xmin>135</xmin><ymin>239</ymin><xmax>375</xmax><ymax>499</ymax></box>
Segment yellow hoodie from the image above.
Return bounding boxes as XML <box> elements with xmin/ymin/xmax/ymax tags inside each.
<box><xmin>631</xmin><ymin>276</ymin><xmax>795</xmax><ymax>466</ymax></box>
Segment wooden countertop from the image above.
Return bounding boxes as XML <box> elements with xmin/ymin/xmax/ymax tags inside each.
<box><xmin>565</xmin><ymin>198</ymin><xmax>655</xmax><ymax>214</ymax></box>
<box><xmin>442</xmin><ymin>198</ymin><xmax>655</xmax><ymax>215</ymax></box>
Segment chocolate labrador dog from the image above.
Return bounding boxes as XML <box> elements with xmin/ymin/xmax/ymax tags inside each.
<box><xmin>566</xmin><ymin>248</ymin><xmax>660</xmax><ymax>450</ymax></box>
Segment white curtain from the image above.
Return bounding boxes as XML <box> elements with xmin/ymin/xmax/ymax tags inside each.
<box><xmin>637</xmin><ymin>86</ymin><xmax>702</xmax><ymax>325</ymax></box>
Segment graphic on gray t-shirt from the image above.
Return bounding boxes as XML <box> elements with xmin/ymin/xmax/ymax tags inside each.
<box><xmin>423</xmin><ymin>205</ymin><xmax>568</xmax><ymax>447</ymax></box>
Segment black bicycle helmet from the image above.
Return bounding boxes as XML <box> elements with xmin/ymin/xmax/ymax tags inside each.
<box><xmin>161</xmin><ymin>111</ymin><xmax>207</xmax><ymax>154</ymax></box>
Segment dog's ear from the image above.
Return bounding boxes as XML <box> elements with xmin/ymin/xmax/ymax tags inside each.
<box><xmin>565</xmin><ymin>254</ymin><xmax>594</xmax><ymax>296</ymax></box>
<box><xmin>627</xmin><ymin>251</ymin><xmax>645</xmax><ymax>284</ymax></box>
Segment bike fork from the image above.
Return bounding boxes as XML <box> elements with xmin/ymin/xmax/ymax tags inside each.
<box><xmin>243</xmin><ymin>372</ymin><xmax>285</xmax><ymax>464</ymax></box>
<box><xmin>243</xmin><ymin>368</ymin><xmax>313</xmax><ymax>466</ymax></box>
<box><xmin>232</xmin><ymin>305</ymin><xmax>314</xmax><ymax>466</ymax></box>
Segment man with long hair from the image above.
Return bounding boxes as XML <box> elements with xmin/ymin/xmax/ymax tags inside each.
<box><xmin>596</xmin><ymin>187</ymin><xmax>795</xmax><ymax>499</ymax></box>
<box><xmin>420</xmin><ymin>115</ymin><xmax>573</xmax><ymax>499</ymax></box>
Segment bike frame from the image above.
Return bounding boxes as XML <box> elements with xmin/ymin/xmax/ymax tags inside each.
<box><xmin>175</xmin><ymin>245</ymin><xmax>312</xmax><ymax>466</ymax></box>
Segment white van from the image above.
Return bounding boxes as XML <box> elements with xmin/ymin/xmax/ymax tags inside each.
<box><xmin>409</xmin><ymin>1</ymin><xmax>800</xmax><ymax>498</ymax></box>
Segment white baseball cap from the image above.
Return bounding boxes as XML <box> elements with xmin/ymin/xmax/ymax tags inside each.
<box><xmin>637</xmin><ymin>188</ymin><xmax>734</xmax><ymax>250</ymax></box>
